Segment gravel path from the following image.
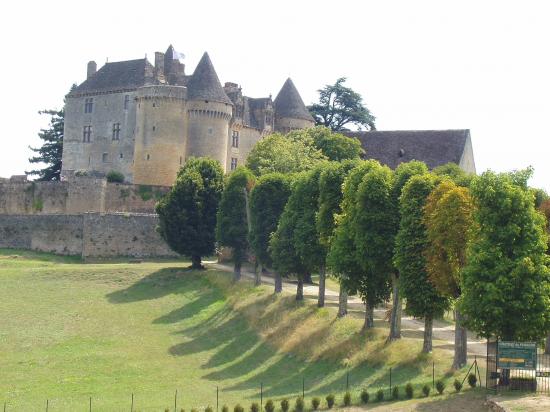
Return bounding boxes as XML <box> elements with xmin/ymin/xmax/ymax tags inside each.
<box><xmin>208</xmin><ymin>262</ymin><xmax>486</xmax><ymax>357</ymax></box>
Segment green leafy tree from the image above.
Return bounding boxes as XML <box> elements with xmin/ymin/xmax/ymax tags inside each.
<box><xmin>394</xmin><ymin>173</ymin><xmax>450</xmax><ymax>353</ymax></box>
<box><xmin>308</xmin><ymin>78</ymin><xmax>376</xmax><ymax>131</ymax></box>
<box><xmin>249</xmin><ymin>173</ymin><xmax>292</xmax><ymax>292</ymax></box>
<box><xmin>354</xmin><ymin>165</ymin><xmax>396</xmax><ymax>329</ymax></box>
<box><xmin>316</xmin><ymin>160</ymin><xmax>360</xmax><ymax>307</ymax></box>
<box><xmin>460</xmin><ymin>170</ymin><xmax>550</xmax><ymax>343</ymax></box>
<box><xmin>290</xmin><ymin>126</ymin><xmax>364</xmax><ymax>161</ymax></box>
<box><xmin>245</xmin><ymin>133</ymin><xmax>326</xmax><ymax>176</ymax></box>
<box><xmin>424</xmin><ymin>180</ymin><xmax>474</xmax><ymax>368</ymax></box>
<box><xmin>539</xmin><ymin>198</ymin><xmax>550</xmax><ymax>353</ymax></box>
<box><xmin>327</xmin><ymin>160</ymin><xmax>379</xmax><ymax>317</ymax></box>
<box><xmin>216</xmin><ymin>167</ymin><xmax>256</xmax><ymax>281</ymax></box>
<box><xmin>432</xmin><ymin>163</ymin><xmax>474</xmax><ymax>188</ymax></box>
<box><xmin>26</xmin><ymin>109</ymin><xmax>64</xmax><ymax>181</ymax></box>
<box><xmin>156</xmin><ymin>157</ymin><xmax>224</xmax><ymax>269</ymax></box>
<box><xmin>388</xmin><ymin>161</ymin><xmax>429</xmax><ymax>341</ymax></box>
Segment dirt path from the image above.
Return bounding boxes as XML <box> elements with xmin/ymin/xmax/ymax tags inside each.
<box><xmin>208</xmin><ymin>262</ymin><xmax>486</xmax><ymax>357</ymax></box>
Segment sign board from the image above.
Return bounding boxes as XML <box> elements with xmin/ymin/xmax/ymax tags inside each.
<box><xmin>497</xmin><ymin>341</ymin><xmax>537</xmax><ymax>370</ymax></box>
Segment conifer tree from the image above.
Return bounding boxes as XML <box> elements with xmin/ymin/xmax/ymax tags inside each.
<box><xmin>26</xmin><ymin>109</ymin><xmax>64</xmax><ymax>181</ymax></box>
<box><xmin>156</xmin><ymin>157</ymin><xmax>224</xmax><ymax>269</ymax></box>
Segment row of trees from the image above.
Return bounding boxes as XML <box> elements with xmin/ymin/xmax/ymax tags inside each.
<box><xmin>157</xmin><ymin>127</ymin><xmax>550</xmax><ymax>370</ymax></box>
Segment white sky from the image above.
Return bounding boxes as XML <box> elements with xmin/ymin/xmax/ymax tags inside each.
<box><xmin>1</xmin><ymin>0</ymin><xmax>549</xmax><ymax>191</ymax></box>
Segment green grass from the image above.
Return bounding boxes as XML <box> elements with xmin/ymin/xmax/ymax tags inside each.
<box><xmin>0</xmin><ymin>250</ymin><xmax>472</xmax><ymax>411</ymax></box>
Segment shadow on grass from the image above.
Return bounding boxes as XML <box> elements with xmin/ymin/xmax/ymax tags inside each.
<box><xmin>0</xmin><ymin>248</ymin><xmax>82</xmax><ymax>263</ymax></box>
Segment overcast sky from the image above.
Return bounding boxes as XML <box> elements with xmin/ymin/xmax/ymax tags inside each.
<box><xmin>1</xmin><ymin>0</ymin><xmax>548</xmax><ymax>191</ymax></box>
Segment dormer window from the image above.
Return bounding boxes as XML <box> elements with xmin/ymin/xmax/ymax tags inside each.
<box><xmin>232</xmin><ymin>130</ymin><xmax>239</xmax><ymax>148</ymax></box>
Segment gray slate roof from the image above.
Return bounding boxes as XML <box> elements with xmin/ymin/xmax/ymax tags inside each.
<box><xmin>274</xmin><ymin>78</ymin><xmax>314</xmax><ymax>122</ymax></box>
<box><xmin>71</xmin><ymin>59</ymin><xmax>152</xmax><ymax>95</ymax></box>
<box><xmin>344</xmin><ymin>129</ymin><xmax>471</xmax><ymax>170</ymax></box>
<box><xmin>186</xmin><ymin>52</ymin><xmax>232</xmax><ymax>105</ymax></box>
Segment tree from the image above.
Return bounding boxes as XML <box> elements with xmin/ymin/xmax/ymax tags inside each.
<box><xmin>424</xmin><ymin>180</ymin><xmax>474</xmax><ymax>368</ymax></box>
<box><xmin>327</xmin><ymin>160</ymin><xmax>379</xmax><ymax>317</ymax></box>
<box><xmin>307</xmin><ymin>78</ymin><xmax>376</xmax><ymax>131</ymax></box>
<box><xmin>290</xmin><ymin>126</ymin><xmax>364</xmax><ymax>161</ymax></box>
<box><xmin>249</xmin><ymin>173</ymin><xmax>292</xmax><ymax>292</ymax></box>
<box><xmin>316</xmin><ymin>160</ymin><xmax>360</xmax><ymax>307</ymax></box>
<box><xmin>460</xmin><ymin>170</ymin><xmax>550</xmax><ymax>344</ymax></box>
<box><xmin>388</xmin><ymin>161</ymin><xmax>429</xmax><ymax>341</ymax></box>
<box><xmin>26</xmin><ymin>109</ymin><xmax>64</xmax><ymax>181</ymax></box>
<box><xmin>354</xmin><ymin>165</ymin><xmax>395</xmax><ymax>329</ymax></box>
<box><xmin>539</xmin><ymin>198</ymin><xmax>550</xmax><ymax>354</ymax></box>
<box><xmin>394</xmin><ymin>173</ymin><xmax>450</xmax><ymax>353</ymax></box>
<box><xmin>433</xmin><ymin>163</ymin><xmax>474</xmax><ymax>188</ymax></box>
<box><xmin>269</xmin><ymin>175</ymin><xmax>309</xmax><ymax>300</ymax></box>
<box><xmin>216</xmin><ymin>167</ymin><xmax>256</xmax><ymax>281</ymax></box>
<box><xmin>245</xmin><ymin>133</ymin><xmax>326</xmax><ymax>176</ymax></box>
<box><xmin>156</xmin><ymin>157</ymin><xmax>224</xmax><ymax>269</ymax></box>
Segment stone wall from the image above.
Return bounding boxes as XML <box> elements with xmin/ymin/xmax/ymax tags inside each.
<box><xmin>0</xmin><ymin>213</ymin><xmax>177</xmax><ymax>258</ymax></box>
<box><xmin>0</xmin><ymin>177</ymin><xmax>168</xmax><ymax>215</ymax></box>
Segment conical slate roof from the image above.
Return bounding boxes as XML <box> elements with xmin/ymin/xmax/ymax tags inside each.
<box><xmin>186</xmin><ymin>52</ymin><xmax>232</xmax><ymax>105</ymax></box>
<box><xmin>274</xmin><ymin>78</ymin><xmax>314</xmax><ymax>121</ymax></box>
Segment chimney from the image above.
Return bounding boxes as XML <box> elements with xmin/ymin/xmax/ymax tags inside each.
<box><xmin>87</xmin><ymin>61</ymin><xmax>97</xmax><ymax>79</ymax></box>
<box><xmin>154</xmin><ymin>52</ymin><xmax>165</xmax><ymax>82</ymax></box>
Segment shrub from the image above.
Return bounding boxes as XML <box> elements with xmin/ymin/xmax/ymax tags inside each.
<box><xmin>294</xmin><ymin>397</ymin><xmax>304</xmax><ymax>412</ymax></box>
<box><xmin>222</xmin><ymin>406</ymin><xmax>229</xmax><ymax>412</ymax></box>
<box><xmin>191</xmin><ymin>409</ymin><xmax>199</xmax><ymax>412</ymax></box>
<box><xmin>392</xmin><ymin>385</ymin><xmax>399</xmax><ymax>400</ymax></box>
<box><xmin>181</xmin><ymin>409</ymin><xmax>185</xmax><ymax>412</ymax></box>
<box><xmin>422</xmin><ymin>385</ymin><xmax>430</xmax><ymax>397</ymax></box>
<box><xmin>325</xmin><ymin>394</ymin><xmax>335</xmax><ymax>409</ymax></box>
<box><xmin>281</xmin><ymin>399</ymin><xmax>290</xmax><ymax>412</ymax></box>
<box><xmin>234</xmin><ymin>404</ymin><xmax>244</xmax><ymax>412</ymax></box>
<box><xmin>106</xmin><ymin>170</ymin><xmax>124</xmax><ymax>183</ymax></box>
<box><xmin>436</xmin><ymin>380</ymin><xmax>445</xmax><ymax>395</ymax></box>
<box><xmin>375</xmin><ymin>389</ymin><xmax>384</xmax><ymax>402</ymax></box>
<box><xmin>405</xmin><ymin>383</ymin><xmax>414</xmax><ymax>399</ymax></box>
<box><xmin>206</xmin><ymin>407</ymin><xmax>213</xmax><ymax>412</ymax></box>
<box><xmin>467</xmin><ymin>373</ymin><xmax>477</xmax><ymax>388</ymax></box>
<box><xmin>360</xmin><ymin>389</ymin><xmax>369</xmax><ymax>404</ymax></box>
<box><xmin>311</xmin><ymin>397</ymin><xmax>320</xmax><ymax>410</ymax></box>
<box><xmin>453</xmin><ymin>379</ymin><xmax>462</xmax><ymax>392</ymax></box>
<box><xmin>343</xmin><ymin>392</ymin><xmax>351</xmax><ymax>406</ymax></box>
<box><xmin>165</xmin><ymin>409</ymin><xmax>170</xmax><ymax>412</ymax></box>
<box><xmin>265</xmin><ymin>400</ymin><xmax>275</xmax><ymax>412</ymax></box>
<box><xmin>250</xmin><ymin>403</ymin><xmax>259</xmax><ymax>412</ymax></box>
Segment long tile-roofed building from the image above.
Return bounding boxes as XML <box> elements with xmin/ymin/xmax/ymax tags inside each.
<box><xmin>344</xmin><ymin>129</ymin><xmax>475</xmax><ymax>173</ymax></box>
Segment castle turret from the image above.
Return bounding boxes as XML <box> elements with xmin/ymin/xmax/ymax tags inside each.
<box><xmin>185</xmin><ymin>52</ymin><xmax>233</xmax><ymax>170</ymax></box>
<box><xmin>273</xmin><ymin>78</ymin><xmax>315</xmax><ymax>133</ymax></box>
<box><xmin>133</xmin><ymin>85</ymin><xmax>188</xmax><ymax>186</ymax></box>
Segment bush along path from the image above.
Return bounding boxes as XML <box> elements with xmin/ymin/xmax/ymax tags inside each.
<box><xmin>208</xmin><ymin>261</ymin><xmax>486</xmax><ymax>356</ymax></box>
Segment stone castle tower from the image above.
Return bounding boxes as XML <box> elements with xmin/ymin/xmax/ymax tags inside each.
<box><xmin>61</xmin><ymin>45</ymin><xmax>314</xmax><ymax>186</ymax></box>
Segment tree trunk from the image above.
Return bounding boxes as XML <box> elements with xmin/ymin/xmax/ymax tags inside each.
<box><xmin>545</xmin><ymin>333</ymin><xmax>550</xmax><ymax>355</ymax></box>
<box><xmin>363</xmin><ymin>301</ymin><xmax>374</xmax><ymax>330</ymax></box>
<box><xmin>233</xmin><ymin>260</ymin><xmax>241</xmax><ymax>282</ymax></box>
<box><xmin>337</xmin><ymin>287</ymin><xmax>348</xmax><ymax>317</ymax></box>
<box><xmin>318</xmin><ymin>265</ymin><xmax>326</xmax><ymax>308</ymax></box>
<box><xmin>422</xmin><ymin>315</ymin><xmax>433</xmax><ymax>353</ymax></box>
<box><xmin>191</xmin><ymin>255</ymin><xmax>202</xmax><ymax>269</ymax></box>
<box><xmin>274</xmin><ymin>272</ymin><xmax>283</xmax><ymax>293</ymax></box>
<box><xmin>255</xmin><ymin>261</ymin><xmax>262</xmax><ymax>286</ymax></box>
<box><xmin>303</xmin><ymin>272</ymin><xmax>313</xmax><ymax>284</ymax></box>
<box><xmin>388</xmin><ymin>272</ymin><xmax>402</xmax><ymax>341</ymax></box>
<box><xmin>296</xmin><ymin>277</ymin><xmax>304</xmax><ymax>301</ymax></box>
<box><xmin>453</xmin><ymin>308</ymin><xmax>468</xmax><ymax>369</ymax></box>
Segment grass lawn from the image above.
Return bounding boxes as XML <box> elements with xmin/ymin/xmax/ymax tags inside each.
<box><xmin>0</xmin><ymin>250</ymin><xmax>477</xmax><ymax>411</ymax></box>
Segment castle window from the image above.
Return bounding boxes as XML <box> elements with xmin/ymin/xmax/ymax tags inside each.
<box><xmin>112</xmin><ymin>123</ymin><xmax>121</xmax><ymax>140</ymax></box>
<box><xmin>120</xmin><ymin>153</ymin><xmax>124</xmax><ymax>159</ymax></box>
<box><xmin>146</xmin><ymin>154</ymin><xmax>150</xmax><ymax>160</ymax></box>
<box><xmin>179</xmin><ymin>156</ymin><xmax>183</xmax><ymax>165</ymax></box>
<box><xmin>230</xmin><ymin>157</ymin><xmax>238</xmax><ymax>171</ymax></box>
<box><xmin>208</xmin><ymin>127</ymin><xmax>213</xmax><ymax>135</ymax></box>
<box><xmin>232</xmin><ymin>130</ymin><xmax>239</xmax><ymax>148</ymax></box>
<box><xmin>265</xmin><ymin>113</ymin><xmax>272</xmax><ymax>124</ymax></box>
<box><xmin>124</xmin><ymin>95</ymin><xmax>130</xmax><ymax>110</ymax></box>
<box><xmin>152</xmin><ymin>126</ymin><xmax>156</xmax><ymax>132</ymax></box>
<box><xmin>83</xmin><ymin>125</ymin><xmax>92</xmax><ymax>142</ymax></box>
<box><xmin>84</xmin><ymin>98</ymin><xmax>93</xmax><ymax>113</ymax></box>
<box><xmin>102</xmin><ymin>153</ymin><xmax>108</xmax><ymax>163</ymax></box>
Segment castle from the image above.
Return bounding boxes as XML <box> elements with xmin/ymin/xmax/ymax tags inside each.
<box><xmin>61</xmin><ymin>45</ymin><xmax>315</xmax><ymax>186</ymax></box>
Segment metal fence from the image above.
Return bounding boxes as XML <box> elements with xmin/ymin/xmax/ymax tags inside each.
<box><xmin>486</xmin><ymin>338</ymin><xmax>550</xmax><ymax>393</ymax></box>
